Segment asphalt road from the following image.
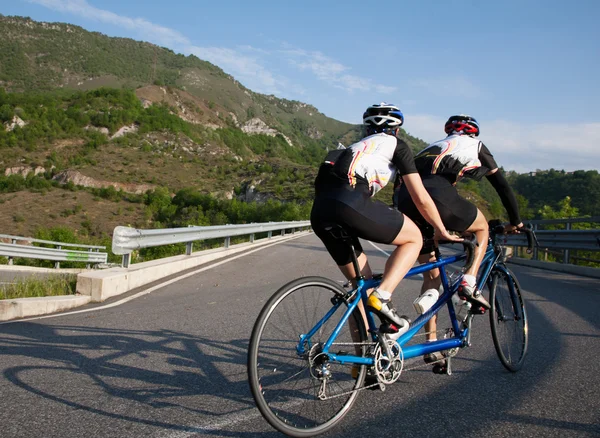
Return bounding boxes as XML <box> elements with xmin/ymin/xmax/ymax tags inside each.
<box><xmin>1</xmin><ymin>233</ymin><xmax>599</xmax><ymax>438</ymax></box>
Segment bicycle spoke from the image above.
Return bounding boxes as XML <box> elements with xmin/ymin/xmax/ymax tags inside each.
<box><xmin>248</xmin><ymin>276</ymin><xmax>367</xmax><ymax>436</ymax></box>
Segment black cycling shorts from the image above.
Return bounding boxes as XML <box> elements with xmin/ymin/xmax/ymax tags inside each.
<box><xmin>396</xmin><ymin>174</ymin><xmax>477</xmax><ymax>254</ymax></box>
<box><xmin>311</xmin><ymin>183</ymin><xmax>405</xmax><ymax>266</ymax></box>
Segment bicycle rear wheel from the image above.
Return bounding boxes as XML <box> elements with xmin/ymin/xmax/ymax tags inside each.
<box><xmin>248</xmin><ymin>276</ymin><xmax>368</xmax><ymax>437</ymax></box>
<box><xmin>489</xmin><ymin>267</ymin><xmax>528</xmax><ymax>372</ymax></box>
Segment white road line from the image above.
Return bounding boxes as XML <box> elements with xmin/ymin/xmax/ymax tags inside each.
<box><xmin>367</xmin><ymin>240</ymin><xmax>391</xmax><ymax>257</ymax></box>
<box><xmin>153</xmin><ymin>408</ymin><xmax>264</xmax><ymax>438</ymax></box>
<box><xmin>1</xmin><ymin>234</ymin><xmax>307</xmax><ymax>325</ymax></box>
<box><xmin>367</xmin><ymin>240</ymin><xmax>423</xmax><ymax>279</ymax></box>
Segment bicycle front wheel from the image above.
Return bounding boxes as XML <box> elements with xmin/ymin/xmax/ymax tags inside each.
<box><xmin>248</xmin><ymin>276</ymin><xmax>368</xmax><ymax>437</ymax></box>
<box><xmin>489</xmin><ymin>267</ymin><xmax>528</xmax><ymax>372</ymax></box>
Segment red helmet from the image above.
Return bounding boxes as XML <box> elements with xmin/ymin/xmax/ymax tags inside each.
<box><xmin>444</xmin><ymin>114</ymin><xmax>480</xmax><ymax>137</ymax></box>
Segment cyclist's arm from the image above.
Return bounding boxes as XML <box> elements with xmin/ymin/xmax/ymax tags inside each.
<box><xmin>479</xmin><ymin>143</ymin><xmax>523</xmax><ymax>228</ymax></box>
<box><xmin>402</xmin><ymin>173</ymin><xmax>461</xmax><ymax>241</ymax></box>
<box><xmin>485</xmin><ymin>168</ymin><xmax>523</xmax><ymax>227</ymax></box>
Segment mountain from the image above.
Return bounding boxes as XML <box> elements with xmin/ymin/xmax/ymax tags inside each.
<box><xmin>0</xmin><ymin>15</ymin><xmax>432</xmax><ymax>240</ymax></box>
<box><xmin>1</xmin><ymin>15</ymin><xmax>504</xmax><ymax>243</ymax></box>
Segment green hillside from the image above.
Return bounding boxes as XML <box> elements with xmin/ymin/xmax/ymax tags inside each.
<box><xmin>0</xmin><ymin>14</ymin><xmax>597</xmax><ymax>251</ymax></box>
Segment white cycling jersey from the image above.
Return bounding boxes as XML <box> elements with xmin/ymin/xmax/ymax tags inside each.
<box><xmin>414</xmin><ymin>134</ymin><xmax>497</xmax><ymax>183</ymax></box>
<box><xmin>343</xmin><ymin>133</ymin><xmax>415</xmax><ymax>195</ymax></box>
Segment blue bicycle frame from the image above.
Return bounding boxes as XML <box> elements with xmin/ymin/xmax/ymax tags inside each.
<box><xmin>297</xmin><ymin>240</ymin><xmax>502</xmax><ymax>367</ymax></box>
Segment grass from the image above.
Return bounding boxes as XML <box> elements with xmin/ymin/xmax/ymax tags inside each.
<box><xmin>0</xmin><ymin>274</ymin><xmax>78</xmax><ymax>300</ymax></box>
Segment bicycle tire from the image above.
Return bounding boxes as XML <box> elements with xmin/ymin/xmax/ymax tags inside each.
<box><xmin>489</xmin><ymin>267</ymin><xmax>528</xmax><ymax>372</ymax></box>
<box><xmin>248</xmin><ymin>276</ymin><xmax>368</xmax><ymax>437</ymax></box>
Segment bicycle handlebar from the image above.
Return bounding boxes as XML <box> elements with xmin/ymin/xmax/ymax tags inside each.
<box><xmin>437</xmin><ymin>234</ymin><xmax>478</xmax><ymax>271</ymax></box>
<box><xmin>490</xmin><ymin>220</ymin><xmax>538</xmax><ymax>254</ymax></box>
<box><xmin>518</xmin><ymin>225</ymin><xmax>538</xmax><ymax>254</ymax></box>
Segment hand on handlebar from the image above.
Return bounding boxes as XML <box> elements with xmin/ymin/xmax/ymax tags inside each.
<box><xmin>504</xmin><ymin>223</ymin><xmax>524</xmax><ymax>234</ymax></box>
<box><xmin>433</xmin><ymin>227</ymin><xmax>463</xmax><ymax>243</ymax></box>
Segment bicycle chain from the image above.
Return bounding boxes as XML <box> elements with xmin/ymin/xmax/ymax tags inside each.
<box><xmin>317</xmin><ymin>328</ymin><xmax>460</xmax><ymax>399</ymax></box>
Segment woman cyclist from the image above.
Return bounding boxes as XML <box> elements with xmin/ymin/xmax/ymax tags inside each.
<box><xmin>310</xmin><ymin>103</ymin><xmax>462</xmax><ymax>337</ymax></box>
<box><xmin>395</xmin><ymin>114</ymin><xmax>524</xmax><ymax>366</ymax></box>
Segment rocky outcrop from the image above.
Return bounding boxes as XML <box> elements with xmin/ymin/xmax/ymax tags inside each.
<box><xmin>241</xmin><ymin>118</ymin><xmax>294</xmax><ymax>146</ymax></box>
<box><xmin>241</xmin><ymin>118</ymin><xmax>279</xmax><ymax>136</ymax></box>
<box><xmin>4</xmin><ymin>166</ymin><xmax>47</xmax><ymax>177</ymax></box>
<box><xmin>307</xmin><ymin>126</ymin><xmax>323</xmax><ymax>139</ymax></box>
<box><xmin>4</xmin><ymin>116</ymin><xmax>26</xmax><ymax>132</ymax></box>
<box><xmin>110</xmin><ymin>123</ymin><xmax>138</xmax><ymax>139</ymax></box>
<box><xmin>51</xmin><ymin>170</ymin><xmax>155</xmax><ymax>195</ymax></box>
<box><xmin>84</xmin><ymin>125</ymin><xmax>109</xmax><ymax>135</ymax></box>
<box><xmin>237</xmin><ymin>180</ymin><xmax>271</xmax><ymax>203</ymax></box>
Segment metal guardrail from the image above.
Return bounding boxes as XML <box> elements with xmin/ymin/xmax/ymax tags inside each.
<box><xmin>0</xmin><ymin>234</ymin><xmax>107</xmax><ymax>268</ymax></box>
<box><xmin>504</xmin><ymin>217</ymin><xmax>600</xmax><ymax>265</ymax></box>
<box><xmin>112</xmin><ymin>221</ymin><xmax>312</xmax><ymax>267</ymax></box>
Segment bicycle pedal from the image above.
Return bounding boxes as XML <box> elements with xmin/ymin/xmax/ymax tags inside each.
<box><xmin>432</xmin><ymin>363</ymin><xmax>448</xmax><ymax>374</ymax></box>
<box><xmin>471</xmin><ymin>305</ymin><xmax>487</xmax><ymax>315</ymax></box>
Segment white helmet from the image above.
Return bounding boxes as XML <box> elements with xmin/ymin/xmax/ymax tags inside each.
<box><xmin>363</xmin><ymin>102</ymin><xmax>404</xmax><ymax>131</ymax></box>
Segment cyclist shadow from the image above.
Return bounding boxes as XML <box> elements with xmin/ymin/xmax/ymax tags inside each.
<box><xmin>0</xmin><ymin>322</ymin><xmax>279</xmax><ymax>437</ymax></box>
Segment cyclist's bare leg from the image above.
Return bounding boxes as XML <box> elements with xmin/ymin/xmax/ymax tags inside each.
<box><xmin>338</xmin><ymin>216</ymin><xmax>422</xmax><ymax>352</ymax></box>
<box><xmin>377</xmin><ymin>215</ymin><xmax>423</xmax><ymax>294</ymax></box>
<box><xmin>337</xmin><ymin>253</ymin><xmax>373</xmax><ymax>352</ymax></box>
<box><xmin>464</xmin><ymin>209</ymin><xmax>488</xmax><ymax>279</ymax></box>
<box><xmin>419</xmin><ymin>252</ymin><xmax>441</xmax><ymax>341</ymax></box>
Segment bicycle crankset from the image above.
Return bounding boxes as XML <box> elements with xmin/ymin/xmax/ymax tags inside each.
<box><xmin>373</xmin><ymin>339</ymin><xmax>404</xmax><ymax>385</ymax></box>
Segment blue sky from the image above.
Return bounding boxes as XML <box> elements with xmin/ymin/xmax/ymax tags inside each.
<box><xmin>3</xmin><ymin>0</ymin><xmax>600</xmax><ymax>172</ymax></box>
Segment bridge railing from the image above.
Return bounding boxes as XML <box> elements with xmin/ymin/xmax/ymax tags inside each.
<box><xmin>112</xmin><ymin>221</ymin><xmax>312</xmax><ymax>267</ymax></box>
<box><xmin>504</xmin><ymin>217</ymin><xmax>600</xmax><ymax>265</ymax></box>
<box><xmin>0</xmin><ymin>234</ymin><xmax>107</xmax><ymax>269</ymax></box>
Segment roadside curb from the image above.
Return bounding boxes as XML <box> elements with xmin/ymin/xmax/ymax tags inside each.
<box><xmin>508</xmin><ymin>257</ymin><xmax>600</xmax><ymax>279</ymax></box>
<box><xmin>0</xmin><ymin>294</ymin><xmax>91</xmax><ymax>321</ymax></box>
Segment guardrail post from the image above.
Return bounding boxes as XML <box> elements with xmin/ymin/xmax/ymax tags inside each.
<box><xmin>250</xmin><ymin>233</ymin><xmax>255</xmax><ymax>243</ymax></box>
<box><xmin>563</xmin><ymin>222</ymin><xmax>571</xmax><ymax>264</ymax></box>
<box><xmin>532</xmin><ymin>224</ymin><xmax>538</xmax><ymax>261</ymax></box>
<box><xmin>280</xmin><ymin>229</ymin><xmax>285</xmax><ymax>236</ymax></box>
<box><xmin>55</xmin><ymin>245</ymin><xmax>61</xmax><ymax>269</ymax></box>
<box><xmin>225</xmin><ymin>237</ymin><xmax>230</xmax><ymax>248</ymax></box>
<box><xmin>268</xmin><ymin>231</ymin><xmax>272</xmax><ymax>239</ymax></box>
<box><xmin>122</xmin><ymin>254</ymin><xmax>130</xmax><ymax>268</ymax></box>
<box><xmin>186</xmin><ymin>242</ymin><xmax>193</xmax><ymax>256</ymax></box>
<box><xmin>8</xmin><ymin>238</ymin><xmax>15</xmax><ymax>265</ymax></box>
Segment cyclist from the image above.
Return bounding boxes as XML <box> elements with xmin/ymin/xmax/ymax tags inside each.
<box><xmin>310</xmin><ymin>103</ymin><xmax>462</xmax><ymax>338</ymax></box>
<box><xmin>394</xmin><ymin>114</ymin><xmax>523</xmax><ymax>365</ymax></box>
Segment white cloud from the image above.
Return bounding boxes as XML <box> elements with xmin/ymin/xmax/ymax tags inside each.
<box><xmin>282</xmin><ymin>48</ymin><xmax>396</xmax><ymax>94</ymax></box>
<box><xmin>27</xmin><ymin>0</ymin><xmax>190</xmax><ymax>46</ymax></box>
<box><xmin>187</xmin><ymin>46</ymin><xmax>279</xmax><ymax>93</ymax></box>
<box><xmin>406</xmin><ymin>114</ymin><xmax>600</xmax><ymax>173</ymax></box>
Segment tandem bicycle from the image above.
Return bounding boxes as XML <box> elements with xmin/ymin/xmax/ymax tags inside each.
<box><xmin>247</xmin><ymin>220</ymin><xmax>536</xmax><ymax>437</ymax></box>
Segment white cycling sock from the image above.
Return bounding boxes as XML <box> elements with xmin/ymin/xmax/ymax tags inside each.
<box><xmin>375</xmin><ymin>289</ymin><xmax>392</xmax><ymax>300</ymax></box>
<box><xmin>462</xmin><ymin>274</ymin><xmax>476</xmax><ymax>287</ymax></box>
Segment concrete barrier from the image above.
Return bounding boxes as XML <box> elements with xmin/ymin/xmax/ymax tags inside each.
<box><xmin>508</xmin><ymin>257</ymin><xmax>600</xmax><ymax>279</ymax></box>
<box><xmin>0</xmin><ymin>294</ymin><xmax>91</xmax><ymax>321</ymax></box>
<box><xmin>77</xmin><ymin>231</ymin><xmax>310</xmax><ymax>302</ymax></box>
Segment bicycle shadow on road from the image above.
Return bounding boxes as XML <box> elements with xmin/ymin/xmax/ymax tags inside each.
<box><xmin>0</xmin><ymin>322</ymin><xmax>280</xmax><ymax>437</ymax></box>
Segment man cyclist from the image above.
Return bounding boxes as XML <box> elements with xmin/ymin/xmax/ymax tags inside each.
<box><xmin>395</xmin><ymin>114</ymin><xmax>523</xmax><ymax>366</ymax></box>
<box><xmin>310</xmin><ymin>103</ymin><xmax>462</xmax><ymax>338</ymax></box>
